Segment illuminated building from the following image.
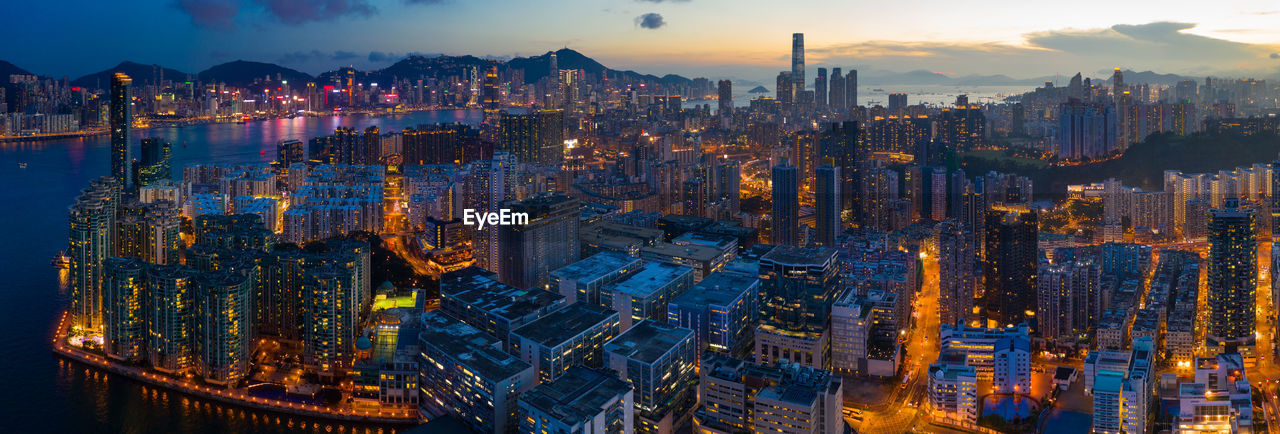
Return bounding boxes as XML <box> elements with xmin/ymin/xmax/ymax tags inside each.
<box><xmin>1056</xmin><ymin>101</ymin><xmax>1117</xmax><ymax>160</ymax></box>
<box><xmin>498</xmin><ymin>109</ymin><xmax>564</xmax><ymax>165</ymax></box>
<box><xmin>992</xmin><ymin>336</ymin><xmax>1030</xmax><ymax>395</ymax></box>
<box><xmin>982</xmin><ymin>207</ymin><xmax>1037</xmax><ymax>328</ymax></box>
<box><xmin>938</xmin><ymin>321</ymin><xmax>1030</xmax><ymax>378</ymax></box>
<box><xmin>302</xmin><ymin>265</ymin><xmax>356</xmax><ymax>378</ymax></box>
<box><xmin>667</xmin><ymin>271</ymin><xmax>759</xmax><ymax>360</ymax></box>
<box><xmin>770</xmin><ymin>160</ymin><xmax>798</xmax><ymax>246</ymax></box>
<box><xmin>102</xmin><ymin>257</ymin><xmax>146</xmax><ymax>362</ymax></box>
<box><xmin>518</xmin><ymin>367</ymin><xmax>634</xmax><ymax>434</ymax></box>
<box><xmin>600</xmin><ymin>261</ymin><xmax>693</xmax><ymax>331</ymax></box>
<box><xmin>936</xmin><ymin>106</ymin><xmax>986</xmax><ymax>152</ymax></box>
<box><xmin>927</xmin><ymin>352</ymin><xmax>978</xmax><ymax>424</ymax></box>
<box><xmin>110</xmin><ymin>73</ymin><xmax>132</xmax><ymax>189</ymax></box>
<box><xmin>1036</xmin><ymin>259</ymin><xmax>1100</xmax><ymax>342</ymax></box>
<box><xmin>194</xmin><ymin>269</ymin><xmax>253</xmax><ymax>386</ymax></box>
<box><xmin>1088</xmin><ymin>337</ymin><xmax>1154</xmax><ymax>433</ymax></box>
<box><xmin>498</xmin><ymin>193</ymin><xmax>581</xmax><ymax>289</ymax></box>
<box><xmin>829</xmin><ymin>68</ymin><xmax>845</xmax><ymax>111</ymax></box>
<box><xmin>936</xmin><ymin>220</ymin><xmax>977</xmax><ymax>327</ymax></box>
<box><xmin>813</xmin><ymin>68</ymin><xmax>827</xmax><ymax>109</ymax></box>
<box><xmin>146</xmin><ymin>264</ymin><xmax>198</xmax><ymax>374</ymax></box>
<box><xmin>510</xmin><ymin>303</ymin><xmax>620</xmax><ymax>383</ymax></box>
<box><xmin>755</xmin><ymin>246</ymin><xmax>839</xmax><ymax>369</ymax></box>
<box><xmin>716</xmin><ymin>79</ymin><xmax>732</xmax><ymax>117</ymax></box>
<box><xmin>694</xmin><ymin>355</ymin><xmax>843</xmax><ymax>434</ymax></box>
<box><xmin>135</xmin><ymin>137</ymin><xmax>171</xmax><ymax>187</ymax></box>
<box><xmin>68</xmin><ymin>176</ymin><xmax>120</xmax><ymax>332</ymax></box>
<box><xmin>276</xmin><ymin>139</ymin><xmax>304</xmax><ymax>166</ymax></box>
<box><xmin>790</xmin><ymin>33</ymin><xmax>804</xmax><ymax>105</ymax></box>
<box><xmin>814</xmin><ymin>160</ymin><xmax>840</xmax><ymax>247</ymax></box>
<box><xmin>1207</xmin><ymin>199</ymin><xmax>1256</xmax><ymax>355</ymax></box>
<box><xmin>818</xmin><ymin>122</ymin><xmax>860</xmax><ymax>217</ymax></box>
<box><xmin>440</xmin><ymin>267</ymin><xmax>566</xmax><ymax>349</ymax></box>
<box><xmin>1174</xmin><ymin>353</ymin><xmax>1253</xmax><ymax>433</ymax></box>
<box><xmin>604</xmin><ymin>320</ymin><xmax>697</xmax><ymax>433</ymax></box>
<box><xmin>418</xmin><ymin>312</ymin><xmax>536</xmax><ymax>434</ymax></box>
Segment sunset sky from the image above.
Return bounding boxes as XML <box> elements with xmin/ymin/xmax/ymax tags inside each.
<box><xmin>5</xmin><ymin>0</ymin><xmax>1280</xmax><ymax>82</ymax></box>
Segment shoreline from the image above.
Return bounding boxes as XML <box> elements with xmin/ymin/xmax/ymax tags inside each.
<box><xmin>49</xmin><ymin>311</ymin><xmax>422</xmax><ymax>427</ymax></box>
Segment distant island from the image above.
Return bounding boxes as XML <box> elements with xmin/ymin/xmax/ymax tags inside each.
<box><xmin>748</xmin><ymin>85</ymin><xmax>770</xmax><ymax>93</ymax></box>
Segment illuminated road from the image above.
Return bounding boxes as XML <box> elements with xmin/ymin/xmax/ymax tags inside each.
<box><xmin>851</xmin><ymin>250</ymin><xmax>940</xmax><ymax>433</ymax></box>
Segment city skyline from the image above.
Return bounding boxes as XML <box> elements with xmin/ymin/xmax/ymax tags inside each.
<box><xmin>4</xmin><ymin>1</ymin><xmax>1280</xmax><ymax>82</ymax></box>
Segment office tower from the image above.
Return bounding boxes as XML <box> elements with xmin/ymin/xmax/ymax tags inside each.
<box><xmin>276</xmin><ymin>139</ymin><xmax>304</xmax><ymax>166</ymax></box>
<box><xmin>791</xmin><ymin>33</ymin><xmax>804</xmax><ymax>103</ymax></box>
<box><xmin>482</xmin><ymin>65</ymin><xmax>500</xmax><ymax>114</ymax></box>
<box><xmin>135</xmin><ymin>138</ymin><xmax>171</xmax><ymax>187</ymax></box>
<box><xmin>1056</xmin><ymin>101</ymin><xmax>1118</xmax><ymax>160</ymax></box>
<box><xmin>194</xmin><ymin>270</ymin><xmax>253</xmax><ymax>386</ymax></box>
<box><xmin>936</xmin><ymin>105</ymin><xmax>986</xmax><ymax>152</ymax></box>
<box><xmin>936</xmin><ymin>220</ymin><xmax>977</xmax><ymax>327</ymax></box>
<box><xmin>982</xmin><ymin>207</ymin><xmax>1037</xmax><ymax>328</ymax></box>
<box><xmin>550</xmin><ymin>251</ymin><xmax>644</xmax><ymax>305</ymax></box>
<box><xmin>419</xmin><ymin>312</ymin><xmax>537</xmax><ymax>434</ymax></box>
<box><xmin>302</xmin><ymin>264</ymin><xmax>357</xmax><ymax>378</ymax></box>
<box><xmin>517</xmin><ymin>367</ymin><xmax>634</xmax><ymax>434</ymax></box>
<box><xmin>756</xmin><ymin>246</ymin><xmax>840</xmax><ymax>369</ymax></box>
<box><xmin>829</xmin><ymin>68</ymin><xmax>845</xmax><ymax>111</ymax></box>
<box><xmin>68</xmin><ymin>177</ymin><xmax>120</xmax><ymax>332</ymax></box>
<box><xmin>819</xmin><ymin>122</ymin><xmax>860</xmax><ymax>217</ymax></box>
<box><xmin>102</xmin><ymin>257</ymin><xmax>146</xmax><ymax>362</ymax></box>
<box><xmin>717</xmin><ymin>79</ymin><xmax>732</xmax><ymax>117</ymax></box>
<box><xmin>147</xmin><ymin>264</ymin><xmax>197</xmax><ymax>374</ymax></box>
<box><xmin>927</xmin><ymin>353</ymin><xmax>979</xmax><ymax>424</ymax></box>
<box><xmin>775</xmin><ymin>71</ymin><xmax>792</xmax><ymax>108</ymax></box>
<box><xmin>770</xmin><ymin>160</ymin><xmax>799</xmax><ymax>246</ymax></box>
<box><xmin>499</xmin><ymin>109</ymin><xmax>564</xmax><ymax>165</ymax></box>
<box><xmin>696</xmin><ymin>355</ymin><xmax>843</xmax><ymax>433</ymax></box>
<box><xmin>601</xmin><ymin>261</ymin><xmax>694</xmax><ymax>331</ymax></box>
<box><xmin>1207</xmin><ymin>199</ymin><xmax>1256</xmax><ymax>354</ymax></box>
<box><xmin>469</xmin><ymin>152</ymin><xmax>516</xmax><ymax>272</ymax></box>
<box><xmin>668</xmin><ymin>271</ymin><xmax>759</xmax><ymax>360</ymax></box>
<box><xmin>498</xmin><ymin>193</ymin><xmax>581</xmax><ymax>289</ymax></box>
<box><xmin>1011</xmin><ymin>103</ymin><xmax>1025</xmax><ymax>136</ymax></box>
<box><xmin>846</xmin><ymin>69</ymin><xmax>858</xmax><ymax>108</ymax></box>
<box><xmin>604</xmin><ymin>320</ymin><xmax>698</xmax><ymax>432</ymax></box>
<box><xmin>110</xmin><ymin>73</ymin><xmax>133</xmax><ymax>189</ymax></box>
<box><xmin>510</xmin><ymin>303</ymin><xmax>620</xmax><ymax>383</ymax></box>
<box><xmin>888</xmin><ymin>93</ymin><xmax>907</xmax><ymax>113</ymax></box>
<box><xmin>814</xmin><ymin>68</ymin><xmax>827</xmax><ymax>110</ymax></box>
<box><xmin>1036</xmin><ymin>259</ymin><xmax>1100</xmax><ymax>342</ymax></box>
<box><xmin>814</xmin><ymin>160</ymin><xmax>841</xmax><ymax>247</ymax></box>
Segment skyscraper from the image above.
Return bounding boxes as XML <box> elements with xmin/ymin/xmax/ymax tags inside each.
<box><xmin>791</xmin><ymin>33</ymin><xmax>805</xmax><ymax>104</ymax></box>
<box><xmin>110</xmin><ymin>73</ymin><xmax>133</xmax><ymax>189</ymax></box>
<box><xmin>776</xmin><ymin>71</ymin><xmax>792</xmax><ymax>108</ymax></box>
<box><xmin>937</xmin><ymin>220</ymin><xmax>977</xmax><ymax>327</ymax></box>
<box><xmin>888</xmin><ymin>93</ymin><xmax>908</xmax><ymax>114</ymax></box>
<box><xmin>498</xmin><ymin>193</ymin><xmax>581</xmax><ymax>289</ymax></box>
<box><xmin>498</xmin><ymin>109</ymin><xmax>564</xmax><ymax>165</ymax></box>
<box><xmin>982</xmin><ymin>207</ymin><xmax>1038</xmax><ymax>328</ymax></box>
<box><xmin>136</xmin><ymin>137</ymin><xmax>171</xmax><ymax>187</ymax></box>
<box><xmin>847</xmin><ymin>69</ymin><xmax>858</xmax><ymax>108</ymax></box>
<box><xmin>814</xmin><ymin>68</ymin><xmax>827</xmax><ymax>110</ymax></box>
<box><xmin>147</xmin><ymin>264</ymin><xmax>198</xmax><ymax>374</ymax></box>
<box><xmin>103</xmin><ymin>257</ymin><xmax>146</xmax><ymax>362</ymax></box>
<box><xmin>814</xmin><ymin>160</ymin><xmax>841</xmax><ymax>247</ymax></box>
<box><xmin>68</xmin><ymin>177</ymin><xmax>120</xmax><ymax>332</ymax></box>
<box><xmin>194</xmin><ymin>270</ymin><xmax>253</xmax><ymax>386</ymax></box>
<box><xmin>829</xmin><ymin>68</ymin><xmax>845</xmax><ymax>111</ymax></box>
<box><xmin>1207</xmin><ymin>199</ymin><xmax>1256</xmax><ymax>354</ymax></box>
<box><xmin>717</xmin><ymin>79</ymin><xmax>733</xmax><ymax>117</ymax></box>
<box><xmin>819</xmin><ymin>122</ymin><xmax>860</xmax><ymax>217</ymax></box>
<box><xmin>771</xmin><ymin>160</ymin><xmax>799</xmax><ymax>246</ymax></box>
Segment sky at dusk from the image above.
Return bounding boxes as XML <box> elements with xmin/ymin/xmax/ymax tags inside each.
<box><xmin>4</xmin><ymin>0</ymin><xmax>1280</xmax><ymax>83</ymax></box>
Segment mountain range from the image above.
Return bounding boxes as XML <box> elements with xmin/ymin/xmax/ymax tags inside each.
<box><xmin>0</xmin><ymin>50</ymin><xmax>1233</xmax><ymax>92</ymax></box>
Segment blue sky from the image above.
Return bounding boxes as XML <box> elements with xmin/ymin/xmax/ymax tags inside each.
<box><xmin>3</xmin><ymin>0</ymin><xmax>1279</xmax><ymax>82</ymax></box>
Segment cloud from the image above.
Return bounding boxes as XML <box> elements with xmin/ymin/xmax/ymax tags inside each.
<box><xmin>332</xmin><ymin>50</ymin><xmax>360</xmax><ymax>60</ymax></box>
<box><xmin>175</xmin><ymin>0</ymin><xmax>239</xmax><ymax>30</ymax></box>
<box><xmin>636</xmin><ymin>13</ymin><xmax>665</xmax><ymax>29</ymax></box>
<box><xmin>252</xmin><ymin>0</ymin><xmax>375</xmax><ymax>25</ymax></box>
<box><xmin>368</xmin><ymin>51</ymin><xmax>399</xmax><ymax>62</ymax></box>
<box><xmin>1272</xmin><ymin>53</ymin><xmax>1280</xmax><ymax>59</ymax></box>
<box><xmin>636</xmin><ymin>0</ymin><xmax>690</xmax><ymax>2</ymax></box>
<box><xmin>278</xmin><ymin>50</ymin><xmax>328</xmax><ymax>64</ymax></box>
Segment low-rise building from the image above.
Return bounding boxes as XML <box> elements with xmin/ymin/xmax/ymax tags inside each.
<box><xmin>511</xmin><ymin>303</ymin><xmax>621</xmax><ymax>383</ymax></box>
<box><xmin>517</xmin><ymin>367</ymin><xmax>635</xmax><ymax>434</ymax></box>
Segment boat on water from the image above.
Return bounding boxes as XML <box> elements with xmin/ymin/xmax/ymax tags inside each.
<box><xmin>51</xmin><ymin>251</ymin><xmax>69</xmax><ymax>268</ymax></box>
<box><xmin>18</xmin><ymin>162</ymin><xmax>27</xmax><ymax>169</ymax></box>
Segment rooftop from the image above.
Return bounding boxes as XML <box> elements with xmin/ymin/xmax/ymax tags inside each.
<box><xmin>670</xmin><ymin>272</ymin><xmax>758</xmax><ymax>308</ymax></box>
<box><xmin>760</xmin><ymin>245</ymin><xmax>837</xmax><ymax>267</ymax></box>
<box><xmin>512</xmin><ymin>303</ymin><xmax>618</xmax><ymax>347</ymax></box>
<box><xmin>640</xmin><ymin>242</ymin><xmax>725</xmax><ymax>262</ymax></box>
<box><xmin>551</xmin><ymin>252</ymin><xmax>642</xmax><ymax>284</ymax></box>
<box><xmin>518</xmin><ymin>367</ymin><xmax>632</xmax><ymax>425</ymax></box>
<box><xmin>604</xmin><ymin>320</ymin><xmax>694</xmax><ymax>364</ymax></box>
<box><xmin>441</xmin><ymin>267</ymin><xmax>566</xmax><ymax>320</ymax></box>
<box><xmin>610</xmin><ymin>262</ymin><xmax>693</xmax><ymax>298</ymax></box>
<box><xmin>418</xmin><ymin>312</ymin><xmax>532</xmax><ymax>381</ymax></box>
